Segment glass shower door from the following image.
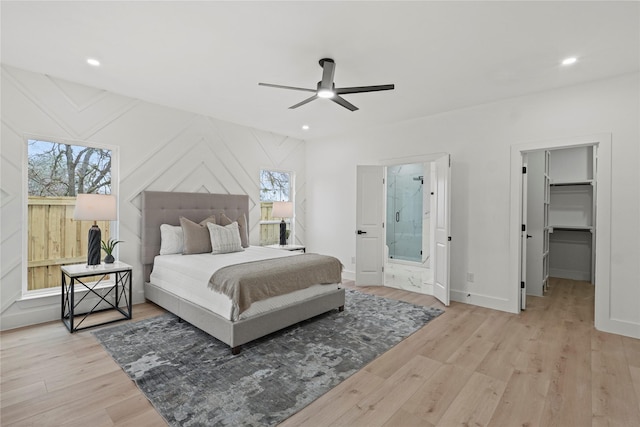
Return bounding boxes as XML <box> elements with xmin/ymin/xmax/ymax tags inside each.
<box><xmin>386</xmin><ymin>164</ymin><xmax>423</xmax><ymax>262</ymax></box>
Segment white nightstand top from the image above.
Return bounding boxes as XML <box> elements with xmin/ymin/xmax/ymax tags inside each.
<box><xmin>264</xmin><ymin>244</ymin><xmax>306</xmax><ymax>252</ymax></box>
<box><xmin>61</xmin><ymin>261</ymin><xmax>132</xmax><ymax>277</ymax></box>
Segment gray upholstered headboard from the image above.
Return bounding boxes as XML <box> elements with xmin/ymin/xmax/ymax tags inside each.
<box><xmin>141</xmin><ymin>191</ymin><xmax>249</xmax><ymax>282</ymax></box>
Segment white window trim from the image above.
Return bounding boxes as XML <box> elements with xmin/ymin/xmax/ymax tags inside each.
<box><xmin>22</xmin><ymin>134</ymin><xmax>120</xmax><ymax>297</ymax></box>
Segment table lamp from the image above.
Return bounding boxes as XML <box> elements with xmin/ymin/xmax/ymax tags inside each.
<box><xmin>272</xmin><ymin>201</ymin><xmax>293</xmax><ymax>246</ymax></box>
<box><xmin>73</xmin><ymin>194</ymin><xmax>117</xmax><ymax>266</ymax></box>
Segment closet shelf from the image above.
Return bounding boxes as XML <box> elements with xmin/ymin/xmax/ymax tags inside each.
<box><xmin>549</xmin><ymin>225</ymin><xmax>593</xmax><ymax>232</ymax></box>
<box><xmin>550</xmin><ymin>179</ymin><xmax>593</xmax><ymax>186</ymax></box>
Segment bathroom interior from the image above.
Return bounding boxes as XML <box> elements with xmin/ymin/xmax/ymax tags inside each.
<box><xmin>384</xmin><ymin>161</ymin><xmax>434</xmax><ymax>294</ymax></box>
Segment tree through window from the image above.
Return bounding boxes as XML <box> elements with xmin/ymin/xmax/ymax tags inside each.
<box><xmin>259</xmin><ymin>170</ymin><xmax>290</xmax><ymax>202</ymax></box>
<box><xmin>28</xmin><ymin>140</ymin><xmax>112</xmax><ymax>196</ymax></box>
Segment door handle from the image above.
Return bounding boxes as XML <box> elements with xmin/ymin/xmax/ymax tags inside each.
<box><xmin>526</xmin><ymin>234</ymin><xmax>533</xmax><ymax>239</ymax></box>
<box><xmin>396</xmin><ymin>212</ymin><xmax>400</xmax><ymax>222</ymax></box>
<box><xmin>357</xmin><ymin>230</ymin><xmax>367</xmax><ymax>235</ymax></box>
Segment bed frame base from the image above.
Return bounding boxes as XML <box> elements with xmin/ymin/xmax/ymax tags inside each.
<box><xmin>145</xmin><ymin>283</ymin><xmax>346</xmax><ymax>354</ymax></box>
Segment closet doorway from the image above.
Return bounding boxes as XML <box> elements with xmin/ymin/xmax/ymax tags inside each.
<box><xmin>523</xmin><ymin>145</ymin><xmax>596</xmax><ymax>306</ymax></box>
<box><xmin>510</xmin><ymin>133</ymin><xmax>612</xmax><ymax>331</ymax></box>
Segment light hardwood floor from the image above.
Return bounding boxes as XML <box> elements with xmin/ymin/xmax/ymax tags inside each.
<box><xmin>2</xmin><ymin>278</ymin><xmax>639</xmax><ymax>426</ymax></box>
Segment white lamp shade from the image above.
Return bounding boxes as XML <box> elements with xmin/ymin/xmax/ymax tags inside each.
<box><xmin>73</xmin><ymin>194</ymin><xmax>117</xmax><ymax>221</ymax></box>
<box><xmin>272</xmin><ymin>201</ymin><xmax>293</xmax><ymax>218</ymax></box>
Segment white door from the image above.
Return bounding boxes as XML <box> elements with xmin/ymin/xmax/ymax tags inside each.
<box><xmin>433</xmin><ymin>155</ymin><xmax>451</xmax><ymax>306</ymax></box>
<box><xmin>355</xmin><ymin>165</ymin><xmax>384</xmax><ymax>286</ymax></box>
<box><xmin>520</xmin><ymin>155</ymin><xmax>528</xmax><ymax>310</ymax></box>
<box><xmin>543</xmin><ymin>150</ymin><xmax>550</xmax><ymax>293</ymax></box>
<box><xmin>525</xmin><ymin>151</ymin><xmax>545</xmax><ymax>297</ymax></box>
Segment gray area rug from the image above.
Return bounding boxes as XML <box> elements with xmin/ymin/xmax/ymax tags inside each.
<box><xmin>93</xmin><ymin>288</ymin><xmax>443</xmax><ymax>426</ymax></box>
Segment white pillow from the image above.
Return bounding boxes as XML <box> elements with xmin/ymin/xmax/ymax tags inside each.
<box><xmin>159</xmin><ymin>224</ymin><xmax>184</xmax><ymax>255</ymax></box>
<box><xmin>207</xmin><ymin>222</ymin><xmax>244</xmax><ymax>254</ymax></box>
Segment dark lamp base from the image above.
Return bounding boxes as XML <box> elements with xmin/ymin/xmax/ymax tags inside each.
<box><xmin>279</xmin><ymin>220</ymin><xmax>287</xmax><ymax>246</ymax></box>
<box><xmin>87</xmin><ymin>225</ymin><xmax>101</xmax><ymax>266</ymax></box>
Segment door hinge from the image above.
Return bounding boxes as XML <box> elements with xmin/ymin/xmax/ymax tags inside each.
<box><xmin>522</xmin><ymin>224</ymin><xmax>526</xmax><ymax>232</ymax></box>
<box><xmin>382</xmin><ymin>266</ymin><xmax>384</xmax><ymax>273</ymax></box>
<box><xmin>522</xmin><ymin>166</ymin><xmax>527</xmax><ymax>174</ymax></box>
<box><xmin>521</xmin><ymin>281</ymin><xmax>525</xmax><ymax>289</ymax></box>
<box><xmin>382</xmin><ymin>222</ymin><xmax>384</xmax><ymax>228</ymax></box>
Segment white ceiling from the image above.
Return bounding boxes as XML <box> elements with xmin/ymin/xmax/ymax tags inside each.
<box><xmin>1</xmin><ymin>1</ymin><xmax>638</xmax><ymax>141</ymax></box>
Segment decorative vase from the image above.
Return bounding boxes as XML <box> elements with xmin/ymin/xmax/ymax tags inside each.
<box><xmin>104</xmin><ymin>254</ymin><xmax>115</xmax><ymax>264</ymax></box>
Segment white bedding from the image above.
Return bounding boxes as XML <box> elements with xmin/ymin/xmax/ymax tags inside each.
<box><xmin>149</xmin><ymin>246</ymin><xmax>340</xmax><ymax>321</ymax></box>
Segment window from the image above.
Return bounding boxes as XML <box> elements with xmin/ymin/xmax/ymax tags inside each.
<box><xmin>259</xmin><ymin>169</ymin><xmax>293</xmax><ymax>245</ymax></box>
<box><xmin>26</xmin><ymin>139</ymin><xmax>114</xmax><ymax>293</ymax></box>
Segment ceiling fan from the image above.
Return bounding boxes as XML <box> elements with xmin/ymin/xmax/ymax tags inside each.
<box><xmin>258</xmin><ymin>58</ymin><xmax>394</xmax><ymax>112</ymax></box>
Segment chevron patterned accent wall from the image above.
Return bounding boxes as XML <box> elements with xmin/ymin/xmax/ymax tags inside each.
<box><xmin>0</xmin><ymin>65</ymin><xmax>306</xmax><ymax>329</ymax></box>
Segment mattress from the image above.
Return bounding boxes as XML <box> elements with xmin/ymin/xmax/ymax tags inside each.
<box><xmin>149</xmin><ymin>246</ymin><xmax>340</xmax><ymax>321</ymax></box>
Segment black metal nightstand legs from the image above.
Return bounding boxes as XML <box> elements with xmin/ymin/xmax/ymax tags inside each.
<box><xmin>61</xmin><ymin>267</ymin><xmax>132</xmax><ymax>333</ymax></box>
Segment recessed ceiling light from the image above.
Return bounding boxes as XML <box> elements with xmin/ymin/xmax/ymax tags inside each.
<box><xmin>561</xmin><ymin>57</ymin><xmax>577</xmax><ymax>66</ymax></box>
<box><xmin>87</xmin><ymin>58</ymin><xmax>101</xmax><ymax>67</ymax></box>
<box><xmin>302</xmin><ymin>125</ymin><xmax>310</xmax><ymax>130</ymax></box>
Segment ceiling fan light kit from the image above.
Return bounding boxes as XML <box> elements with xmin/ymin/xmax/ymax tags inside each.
<box><xmin>259</xmin><ymin>58</ymin><xmax>394</xmax><ymax>111</ymax></box>
<box><xmin>317</xmin><ymin>88</ymin><xmax>335</xmax><ymax>99</ymax></box>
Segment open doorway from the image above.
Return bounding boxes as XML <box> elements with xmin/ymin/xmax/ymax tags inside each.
<box><xmin>510</xmin><ymin>134</ymin><xmax>612</xmax><ymax>331</ymax></box>
<box><xmin>522</xmin><ymin>146</ymin><xmax>596</xmax><ymax>306</ymax></box>
<box><xmin>355</xmin><ymin>153</ymin><xmax>451</xmax><ymax>306</ymax></box>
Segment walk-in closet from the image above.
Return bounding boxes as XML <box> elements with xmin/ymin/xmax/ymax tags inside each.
<box><xmin>525</xmin><ymin>145</ymin><xmax>596</xmax><ymax>296</ymax></box>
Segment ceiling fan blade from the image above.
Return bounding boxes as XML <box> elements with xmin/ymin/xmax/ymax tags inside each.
<box><xmin>289</xmin><ymin>95</ymin><xmax>318</xmax><ymax>109</ymax></box>
<box><xmin>320</xmin><ymin>58</ymin><xmax>336</xmax><ymax>89</ymax></box>
<box><xmin>335</xmin><ymin>84</ymin><xmax>395</xmax><ymax>95</ymax></box>
<box><xmin>331</xmin><ymin>95</ymin><xmax>359</xmax><ymax>111</ymax></box>
<box><xmin>258</xmin><ymin>83</ymin><xmax>316</xmax><ymax>93</ymax></box>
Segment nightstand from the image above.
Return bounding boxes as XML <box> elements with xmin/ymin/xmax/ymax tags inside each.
<box><xmin>61</xmin><ymin>261</ymin><xmax>132</xmax><ymax>332</ymax></box>
<box><xmin>264</xmin><ymin>244</ymin><xmax>306</xmax><ymax>253</ymax></box>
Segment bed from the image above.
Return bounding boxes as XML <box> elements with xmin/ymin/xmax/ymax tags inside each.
<box><xmin>141</xmin><ymin>191</ymin><xmax>345</xmax><ymax>354</ymax></box>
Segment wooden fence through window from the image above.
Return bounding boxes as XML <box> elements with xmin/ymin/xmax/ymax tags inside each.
<box><xmin>260</xmin><ymin>202</ymin><xmax>291</xmax><ymax>245</ymax></box>
<box><xmin>28</xmin><ymin>196</ymin><xmax>111</xmax><ymax>291</ymax></box>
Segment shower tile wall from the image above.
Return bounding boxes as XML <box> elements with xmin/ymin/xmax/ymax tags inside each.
<box><xmin>423</xmin><ymin>167</ymin><xmax>431</xmax><ymax>267</ymax></box>
<box><xmin>385</xmin><ymin>261</ymin><xmax>434</xmax><ymax>292</ymax></box>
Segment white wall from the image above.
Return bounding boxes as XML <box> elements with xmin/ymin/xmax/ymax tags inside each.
<box><xmin>0</xmin><ymin>65</ymin><xmax>306</xmax><ymax>330</ymax></box>
<box><xmin>306</xmin><ymin>73</ymin><xmax>640</xmax><ymax>339</ymax></box>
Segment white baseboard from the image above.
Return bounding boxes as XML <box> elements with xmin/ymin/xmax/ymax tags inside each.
<box><xmin>549</xmin><ymin>268</ymin><xmax>591</xmax><ymax>282</ymax></box>
<box><xmin>1</xmin><ymin>306</ymin><xmax>60</xmax><ymax>331</ymax></box>
<box><xmin>450</xmin><ymin>289</ymin><xmax>516</xmax><ymax>313</ymax></box>
<box><xmin>341</xmin><ymin>272</ymin><xmax>516</xmax><ymax>313</ymax></box>
<box><xmin>342</xmin><ymin>269</ymin><xmax>355</xmax><ymax>281</ymax></box>
<box><xmin>1</xmin><ymin>289</ymin><xmax>146</xmax><ymax>331</ymax></box>
<box><xmin>596</xmin><ymin>316</ymin><xmax>640</xmax><ymax>339</ymax></box>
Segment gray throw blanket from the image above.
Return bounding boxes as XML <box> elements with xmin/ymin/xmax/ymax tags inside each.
<box><xmin>208</xmin><ymin>253</ymin><xmax>343</xmax><ymax>320</ymax></box>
